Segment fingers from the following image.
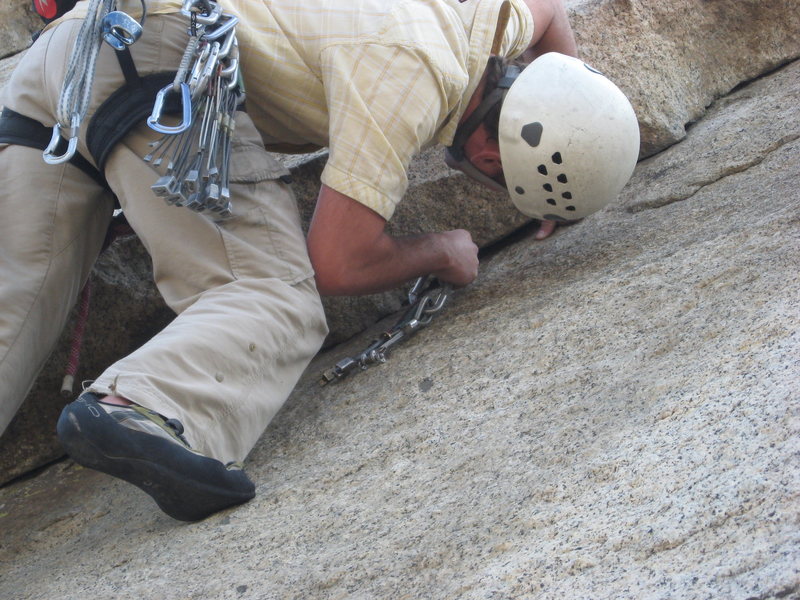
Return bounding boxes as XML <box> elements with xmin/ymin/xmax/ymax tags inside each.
<box><xmin>435</xmin><ymin>229</ymin><xmax>479</xmax><ymax>287</ymax></box>
<box><xmin>535</xmin><ymin>219</ymin><xmax>557</xmax><ymax>240</ymax></box>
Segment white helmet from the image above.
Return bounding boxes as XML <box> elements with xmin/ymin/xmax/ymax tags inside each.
<box><xmin>445</xmin><ymin>52</ymin><xmax>640</xmax><ymax>221</ymax></box>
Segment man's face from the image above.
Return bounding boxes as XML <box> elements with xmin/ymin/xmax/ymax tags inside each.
<box><xmin>463</xmin><ymin>123</ymin><xmax>503</xmax><ymax>179</ymax></box>
<box><xmin>444</xmin><ymin>123</ymin><xmax>507</xmax><ymax>193</ymax></box>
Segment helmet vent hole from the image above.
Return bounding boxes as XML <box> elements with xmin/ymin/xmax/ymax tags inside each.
<box><xmin>552</xmin><ymin>152</ymin><xmax>562</xmax><ymax>164</ymax></box>
<box><xmin>546</xmin><ymin>198</ymin><xmax>557</xmax><ymax>206</ymax></box>
<box><xmin>543</xmin><ymin>184</ymin><xmax>553</xmax><ymax>192</ymax></box>
<box><xmin>557</xmin><ymin>174</ymin><xmax>568</xmax><ymax>183</ymax></box>
<box><xmin>566</xmin><ymin>206</ymin><xmax>576</xmax><ymax>211</ymax></box>
<box><xmin>515</xmin><ymin>186</ymin><xmax>525</xmax><ymax>195</ymax></box>
<box><xmin>562</xmin><ymin>192</ymin><xmax>572</xmax><ymax>199</ymax></box>
<box><xmin>538</xmin><ymin>165</ymin><xmax>548</xmax><ymax>175</ymax></box>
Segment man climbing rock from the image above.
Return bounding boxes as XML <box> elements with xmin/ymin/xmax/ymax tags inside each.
<box><xmin>0</xmin><ymin>0</ymin><xmax>638</xmax><ymax>521</ymax></box>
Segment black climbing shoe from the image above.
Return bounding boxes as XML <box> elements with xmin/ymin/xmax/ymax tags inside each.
<box><xmin>57</xmin><ymin>392</ymin><xmax>255</xmax><ymax>522</ymax></box>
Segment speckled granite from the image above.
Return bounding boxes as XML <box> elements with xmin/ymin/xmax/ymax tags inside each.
<box><xmin>1</xmin><ymin>56</ymin><xmax>797</xmax><ymax>600</ymax></box>
<box><xmin>0</xmin><ymin>0</ymin><xmax>40</xmax><ymax>59</ymax></box>
<box><xmin>1</xmin><ymin>0</ymin><xmax>799</xmax><ymax>482</ymax></box>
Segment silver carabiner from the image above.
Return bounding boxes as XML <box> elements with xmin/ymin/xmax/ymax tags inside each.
<box><xmin>181</xmin><ymin>0</ymin><xmax>223</xmax><ymax>25</ymax></box>
<box><xmin>43</xmin><ymin>117</ymin><xmax>80</xmax><ymax>165</ymax></box>
<box><xmin>147</xmin><ymin>82</ymin><xmax>193</xmax><ymax>134</ymax></box>
<box><xmin>216</xmin><ymin>27</ymin><xmax>237</xmax><ymax>60</ymax></box>
<box><xmin>204</xmin><ymin>14</ymin><xmax>238</xmax><ymax>43</ymax></box>
<box><xmin>191</xmin><ymin>41</ymin><xmax>220</xmax><ymax>99</ymax></box>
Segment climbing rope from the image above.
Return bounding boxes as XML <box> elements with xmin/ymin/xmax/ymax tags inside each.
<box><xmin>59</xmin><ymin>214</ymin><xmax>135</xmax><ymax>396</ymax></box>
<box><xmin>44</xmin><ymin>0</ymin><xmax>116</xmax><ymax>164</ymax></box>
<box><xmin>61</xmin><ymin>279</ymin><xmax>92</xmax><ymax>397</ymax></box>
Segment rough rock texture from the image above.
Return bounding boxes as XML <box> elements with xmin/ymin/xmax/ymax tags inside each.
<box><xmin>569</xmin><ymin>0</ymin><xmax>800</xmax><ymax>157</ymax></box>
<box><xmin>0</xmin><ymin>0</ymin><xmax>39</xmax><ymax>60</ymax></box>
<box><xmin>0</xmin><ymin>56</ymin><xmax>797</xmax><ymax>600</ymax></box>
<box><xmin>0</xmin><ymin>0</ymin><xmax>798</xmax><ymax>483</ymax></box>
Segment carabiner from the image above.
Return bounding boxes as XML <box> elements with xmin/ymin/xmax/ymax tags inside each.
<box><xmin>42</xmin><ymin>118</ymin><xmax>79</xmax><ymax>165</ymax></box>
<box><xmin>190</xmin><ymin>41</ymin><xmax>220</xmax><ymax>98</ymax></box>
<box><xmin>147</xmin><ymin>82</ymin><xmax>193</xmax><ymax>134</ymax></box>
<box><xmin>205</xmin><ymin>14</ymin><xmax>238</xmax><ymax>43</ymax></box>
<box><xmin>181</xmin><ymin>0</ymin><xmax>223</xmax><ymax>25</ymax></box>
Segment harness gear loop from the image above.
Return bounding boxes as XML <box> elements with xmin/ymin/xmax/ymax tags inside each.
<box><xmin>44</xmin><ymin>0</ymin><xmax>149</xmax><ymax>165</ymax></box>
<box><xmin>320</xmin><ymin>277</ymin><xmax>453</xmax><ymax>386</ymax></box>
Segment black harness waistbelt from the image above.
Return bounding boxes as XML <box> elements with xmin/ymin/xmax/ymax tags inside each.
<box><xmin>0</xmin><ymin>107</ymin><xmax>107</xmax><ymax>188</ymax></box>
<box><xmin>0</xmin><ymin>42</ymin><xmax>178</xmax><ymax>191</ymax></box>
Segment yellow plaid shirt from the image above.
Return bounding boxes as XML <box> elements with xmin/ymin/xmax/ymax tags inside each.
<box><xmin>63</xmin><ymin>0</ymin><xmax>533</xmax><ymax>219</ymax></box>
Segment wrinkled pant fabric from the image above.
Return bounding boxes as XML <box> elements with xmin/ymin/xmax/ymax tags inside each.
<box><xmin>0</xmin><ymin>14</ymin><xmax>328</xmax><ymax>464</ymax></box>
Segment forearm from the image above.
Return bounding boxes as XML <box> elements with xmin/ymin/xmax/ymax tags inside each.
<box><xmin>307</xmin><ymin>185</ymin><xmax>478</xmax><ymax>296</ymax></box>
<box><xmin>312</xmin><ymin>229</ymin><xmax>464</xmax><ymax>297</ymax></box>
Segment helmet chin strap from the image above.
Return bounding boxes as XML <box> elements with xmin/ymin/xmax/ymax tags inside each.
<box><xmin>446</xmin><ymin>64</ymin><xmax>521</xmax><ymax>161</ymax></box>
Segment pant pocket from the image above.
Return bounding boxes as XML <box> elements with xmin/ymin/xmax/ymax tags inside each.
<box><xmin>218</xmin><ymin>116</ymin><xmax>314</xmax><ymax>284</ymax></box>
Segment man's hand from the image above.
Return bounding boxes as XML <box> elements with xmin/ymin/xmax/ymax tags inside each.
<box><xmin>430</xmin><ymin>229</ymin><xmax>479</xmax><ymax>287</ymax></box>
<box><xmin>307</xmin><ymin>185</ymin><xmax>479</xmax><ymax>296</ymax></box>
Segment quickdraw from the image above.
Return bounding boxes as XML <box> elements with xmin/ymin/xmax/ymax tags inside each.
<box><xmin>320</xmin><ymin>276</ymin><xmax>453</xmax><ymax>386</ymax></box>
<box><xmin>43</xmin><ymin>0</ymin><xmax>242</xmax><ymax>218</ymax></box>
<box><xmin>146</xmin><ymin>0</ymin><xmax>243</xmax><ymax>217</ymax></box>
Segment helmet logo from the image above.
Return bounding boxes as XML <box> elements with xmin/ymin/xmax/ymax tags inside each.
<box><xmin>520</xmin><ymin>122</ymin><xmax>543</xmax><ymax>147</ymax></box>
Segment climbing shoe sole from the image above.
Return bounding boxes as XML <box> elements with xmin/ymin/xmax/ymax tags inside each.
<box><xmin>56</xmin><ymin>393</ymin><xmax>255</xmax><ymax>522</ymax></box>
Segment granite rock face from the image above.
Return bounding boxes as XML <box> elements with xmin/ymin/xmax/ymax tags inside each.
<box><xmin>0</xmin><ymin>0</ymin><xmax>40</xmax><ymax>60</ymax></box>
<box><xmin>0</xmin><ymin>54</ymin><xmax>797</xmax><ymax>600</ymax></box>
<box><xmin>0</xmin><ymin>0</ymin><xmax>798</xmax><ymax>484</ymax></box>
<box><xmin>569</xmin><ymin>0</ymin><xmax>800</xmax><ymax>157</ymax></box>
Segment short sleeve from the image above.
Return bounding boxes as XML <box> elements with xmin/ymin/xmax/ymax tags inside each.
<box><xmin>319</xmin><ymin>43</ymin><xmax>458</xmax><ymax>220</ymax></box>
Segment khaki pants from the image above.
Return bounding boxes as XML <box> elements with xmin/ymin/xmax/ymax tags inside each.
<box><xmin>0</xmin><ymin>14</ymin><xmax>328</xmax><ymax>463</ymax></box>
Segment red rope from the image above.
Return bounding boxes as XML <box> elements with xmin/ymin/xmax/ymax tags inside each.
<box><xmin>60</xmin><ymin>213</ymin><xmax>135</xmax><ymax>396</ymax></box>
<box><xmin>61</xmin><ymin>279</ymin><xmax>92</xmax><ymax>397</ymax></box>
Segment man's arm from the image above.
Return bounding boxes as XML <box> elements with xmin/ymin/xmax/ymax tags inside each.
<box><xmin>521</xmin><ymin>0</ymin><xmax>578</xmax><ymax>62</ymax></box>
<box><xmin>307</xmin><ymin>185</ymin><xmax>479</xmax><ymax>296</ymax></box>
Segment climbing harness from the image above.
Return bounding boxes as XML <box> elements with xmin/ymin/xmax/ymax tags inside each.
<box><xmin>320</xmin><ymin>277</ymin><xmax>453</xmax><ymax>386</ymax></box>
<box><xmin>41</xmin><ymin>0</ymin><xmax>243</xmax><ymax>217</ymax></box>
<box><xmin>0</xmin><ymin>107</ymin><xmax>108</xmax><ymax>188</ymax></box>
<box><xmin>146</xmin><ymin>0</ymin><xmax>244</xmax><ymax>217</ymax></box>
<box><xmin>3</xmin><ymin>1</ymin><xmax>243</xmax><ymax>394</ymax></box>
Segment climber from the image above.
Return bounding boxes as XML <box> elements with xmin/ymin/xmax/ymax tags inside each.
<box><xmin>0</xmin><ymin>0</ymin><xmax>638</xmax><ymax>521</ymax></box>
